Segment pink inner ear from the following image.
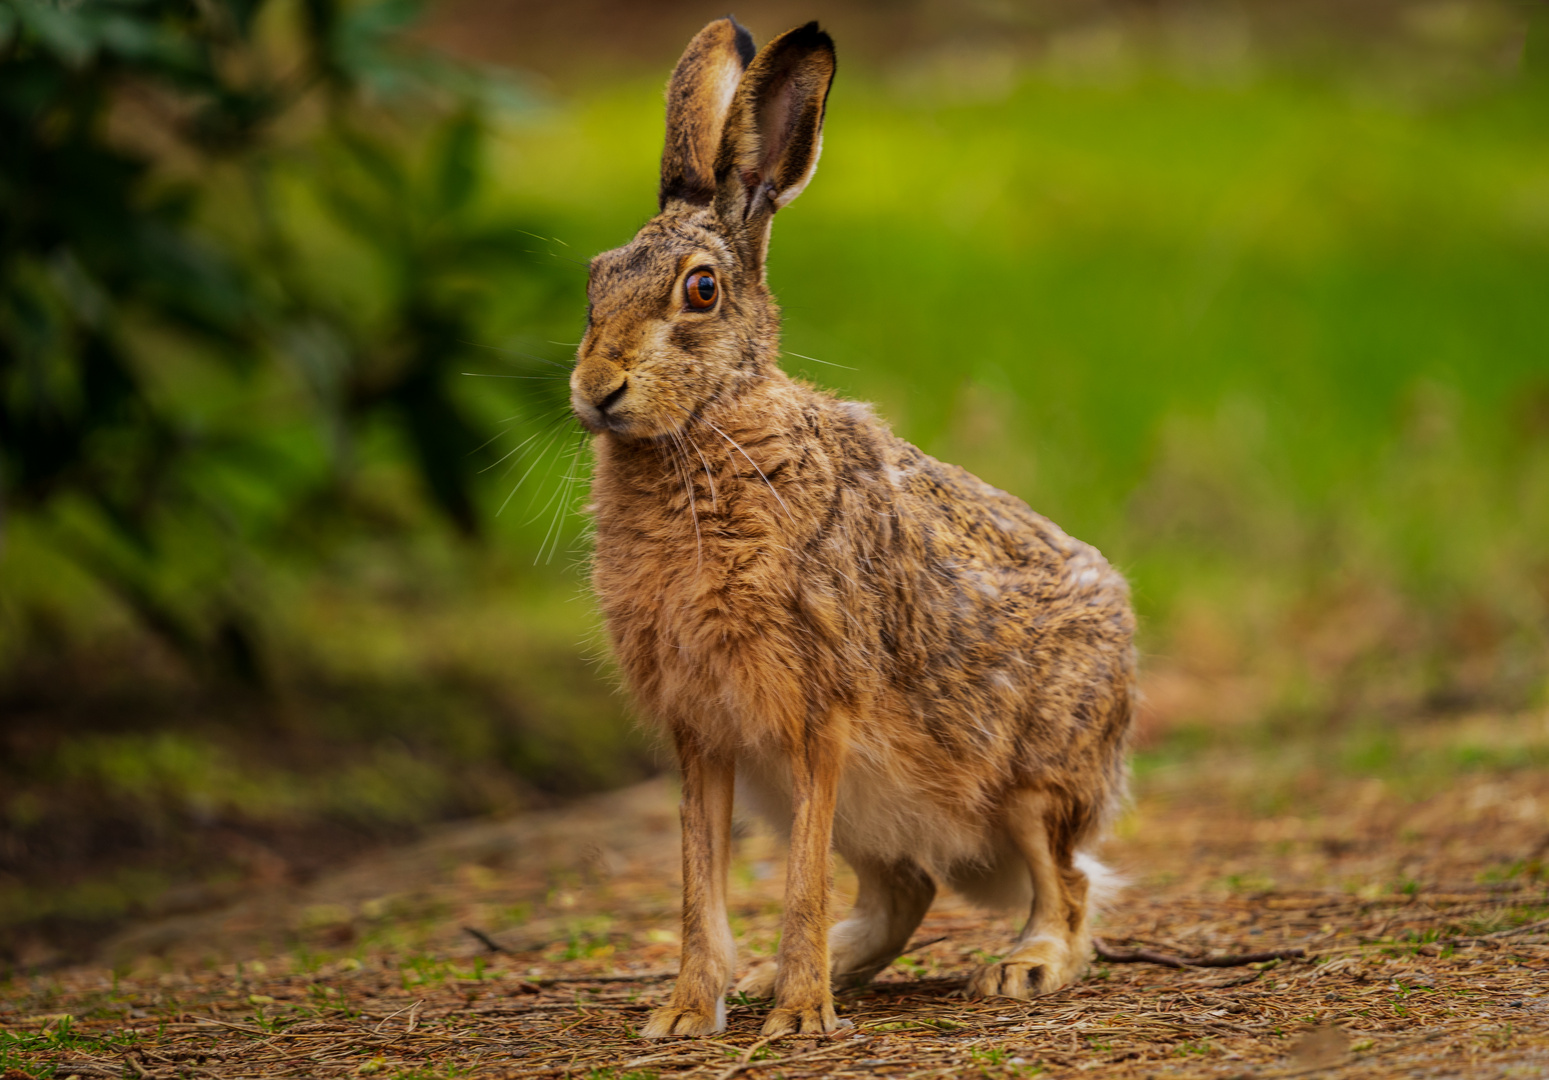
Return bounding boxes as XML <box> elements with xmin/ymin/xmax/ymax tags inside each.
<box><xmin>697</xmin><ymin>52</ymin><xmax>745</xmax><ymax>176</ymax></box>
<box><xmin>757</xmin><ymin>78</ymin><xmax>799</xmax><ymax>178</ymax></box>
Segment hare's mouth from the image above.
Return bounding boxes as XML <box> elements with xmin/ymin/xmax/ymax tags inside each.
<box><xmin>571</xmin><ymin>397</ymin><xmax>679</xmax><ymax>442</ymax></box>
<box><xmin>572</xmin><ymin>401</ymin><xmax>624</xmax><ymax>436</ymax></box>
<box><xmin>571</xmin><ymin>375</ymin><xmax>633</xmax><ymax>435</ymax></box>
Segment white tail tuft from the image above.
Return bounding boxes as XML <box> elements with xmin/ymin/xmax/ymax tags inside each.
<box><xmin>1075</xmin><ymin>851</ymin><xmax>1125</xmax><ymax>911</ymax></box>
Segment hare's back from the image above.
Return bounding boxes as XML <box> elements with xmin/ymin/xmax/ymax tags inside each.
<box><xmin>865</xmin><ymin>437</ymin><xmax>1135</xmax><ymax>765</ymax></box>
<box><xmin>879</xmin><ymin>439</ymin><xmax>1130</xmax><ymax>620</ymax></box>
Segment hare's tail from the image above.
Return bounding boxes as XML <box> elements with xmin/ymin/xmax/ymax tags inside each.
<box><xmin>944</xmin><ymin>844</ymin><xmax>1124</xmax><ymax>914</ymax></box>
<box><xmin>1075</xmin><ymin>850</ymin><xmax>1125</xmax><ymax>911</ymax></box>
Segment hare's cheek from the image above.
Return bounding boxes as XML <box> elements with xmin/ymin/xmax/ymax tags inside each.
<box><xmin>668</xmin><ymin>318</ymin><xmax>717</xmax><ymax>355</ymax></box>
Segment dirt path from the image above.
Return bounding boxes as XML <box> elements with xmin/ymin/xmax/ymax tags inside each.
<box><xmin>3</xmin><ymin>711</ymin><xmax>1546</xmax><ymax>1079</ymax></box>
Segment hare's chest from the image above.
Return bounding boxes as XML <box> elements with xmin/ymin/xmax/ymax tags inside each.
<box><xmin>593</xmin><ymin>521</ymin><xmax>809</xmax><ymax>709</ymax></box>
<box><xmin>598</xmin><ymin>538</ymin><xmax>796</xmax><ymax>650</ymax></box>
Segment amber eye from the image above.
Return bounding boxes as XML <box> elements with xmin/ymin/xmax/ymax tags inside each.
<box><xmin>685</xmin><ymin>269</ymin><xmax>718</xmax><ymax>310</ymax></box>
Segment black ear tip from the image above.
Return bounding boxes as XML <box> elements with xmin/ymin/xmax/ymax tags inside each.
<box><xmin>727</xmin><ymin>15</ymin><xmax>756</xmax><ymax>66</ymax></box>
<box><xmin>792</xmin><ymin>20</ymin><xmax>835</xmax><ymax>54</ymax></box>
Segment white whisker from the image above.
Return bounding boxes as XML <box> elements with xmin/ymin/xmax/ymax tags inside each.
<box><xmin>538</xmin><ymin>437</ymin><xmax>588</xmax><ymax>565</ymax></box>
<box><xmin>784</xmin><ymin>350</ymin><xmax>857</xmax><ymax>371</ymax></box>
<box><xmin>482</xmin><ymin>413</ymin><xmax>569</xmax><ymax>475</ymax></box>
<box><xmin>457</xmin><ymin>339</ymin><xmax>571</xmax><ymax>371</ymax></box>
<box><xmin>702</xmin><ymin>418</ymin><xmax>794</xmax><ymax>522</ymax></box>
<box><xmin>498</xmin><ymin>423</ymin><xmax>569</xmax><ymax>517</ymax></box>
<box><xmin>468</xmin><ymin>417</ymin><xmax>522</xmax><ymax>458</ymax></box>
<box><xmin>460</xmin><ymin>371</ymin><xmax>567</xmax><ymax>380</ymax></box>
<box><xmin>669</xmin><ymin>429</ymin><xmax>704</xmax><ymax>568</ymax></box>
<box><xmin>683</xmin><ymin>429</ymin><xmax>718</xmax><ymax>512</ymax></box>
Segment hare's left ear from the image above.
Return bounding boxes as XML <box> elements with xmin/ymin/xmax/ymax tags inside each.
<box><xmin>713</xmin><ymin>23</ymin><xmax>835</xmax><ymax>259</ymax></box>
<box><xmin>660</xmin><ymin>18</ymin><xmax>757</xmax><ymax>209</ymax></box>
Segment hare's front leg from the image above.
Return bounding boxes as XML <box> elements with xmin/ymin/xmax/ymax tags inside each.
<box><xmin>642</xmin><ymin>742</ymin><xmax>736</xmax><ymax>1038</ymax></box>
<box><xmin>762</xmin><ymin>736</ymin><xmax>847</xmax><ymax>1037</ymax></box>
<box><xmin>736</xmin><ymin>855</ymin><xmax>935</xmax><ymax>996</ymax></box>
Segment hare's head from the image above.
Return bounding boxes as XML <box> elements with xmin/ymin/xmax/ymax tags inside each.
<box><xmin>571</xmin><ymin>19</ymin><xmax>835</xmax><ymax>439</ymax></box>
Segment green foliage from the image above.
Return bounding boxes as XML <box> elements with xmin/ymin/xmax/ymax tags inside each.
<box><xmin>0</xmin><ymin>0</ymin><xmax>564</xmax><ymax>678</ymax></box>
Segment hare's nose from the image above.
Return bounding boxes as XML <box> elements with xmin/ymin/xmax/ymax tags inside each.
<box><xmin>571</xmin><ymin>365</ymin><xmax>630</xmax><ymax>432</ymax></box>
<box><xmin>595</xmin><ymin>378</ymin><xmax>629</xmax><ymax>413</ymax></box>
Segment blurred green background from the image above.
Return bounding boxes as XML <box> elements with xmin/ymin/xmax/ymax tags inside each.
<box><xmin>2</xmin><ymin>0</ymin><xmax>1547</xmax><ymax>971</ymax></box>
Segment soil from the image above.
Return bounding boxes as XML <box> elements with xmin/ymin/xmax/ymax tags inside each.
<box><xmin>3</xmin><ymin>710</ymin><xmax>1546</xmax><ymax>1080</ymax></box>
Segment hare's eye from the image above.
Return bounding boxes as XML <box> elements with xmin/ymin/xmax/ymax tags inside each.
<box><xmin>685</xmin><ymin>270</ymin><xmax>718</xmax><ymax>310</ymax></box>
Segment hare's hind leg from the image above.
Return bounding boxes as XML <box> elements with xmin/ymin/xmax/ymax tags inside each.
<box><xmin>967</xmin><ymin>791</ymin><xmax>1094</xmax><ymax>1000</ymax></box>
<box><xmin>736</xmin><ymin>856</ymin><xmax>935</xmax><ymax>997</ymax></box>
<box><xmin>642</xmin><ymin>745</ymin><xmax>737</xmax><ymax>1037</ymax></box>
<box><xmin>831</xmin><ymin>856</ymin><xmax>936</xmax><ymax>987</ymax></box>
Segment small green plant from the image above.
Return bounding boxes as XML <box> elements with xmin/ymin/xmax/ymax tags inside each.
<box><xmin>971</xmin><ymin>1045</ymin><xmax>1011</xmax><ymax>1065</ymax></box>
<box><xmin>0</xmin><ymin>1016</ymin><xmax>137</xmax><ymax>1075</ymax></box>
<box><xmin>502</xmin><ymin>903</ymin><xmax>534</xmax><ymax>927</ymax></box>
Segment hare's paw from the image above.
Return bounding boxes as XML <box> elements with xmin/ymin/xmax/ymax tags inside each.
<box><xmin>734</xmin><ymin>960</ymin><xmax>778</xmax><ymax>998</ymax></box>
<box><xmin>967</xmin><ymin>960</ymin><xmax>1053</xmax><ymax>999</ymax></box>
<box><xmin>641</xmin><ymin>1000</ymin><xmax>725</xmax><ymax>1038</ymax></box>
<box><xmin>760</xmin><ymin>1002</ymin><xmax>849</xmax><ymax>1037</ymax></box>
<box><xmin>968</xmin><ymin>939</ymin><xmax>1079</xmax><ymax>1000</ymax></box>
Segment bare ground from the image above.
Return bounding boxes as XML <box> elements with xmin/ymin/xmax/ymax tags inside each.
<box><xmin>3</xmin><ymin>709</ymin><xmax>1547</xmax><ymax>1079</ymax></box>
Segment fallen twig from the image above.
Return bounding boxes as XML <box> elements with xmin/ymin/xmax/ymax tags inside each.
<box><xmin>712</xmin><ymin>1035</ymin><xmax>776</xmax><ymax>1080</ymax></box>
<box><xmin>511</xmin><ymin>971</ymin><xmax>678</xmax><ymax>987</ymax></box>
<box><xmin>464</xmin><ymin>926</ymin><xmax>511</xmax><ymax>954</ymax></box>
<box><xmin>1093</xmin><ymin>938</ymin><xmax>1306</xmax><ymax>968</ymax></box>
<box><xmin>372</xmin><ymin>999</ymin><xmax>423</xmax><ymax>1035</ymax></box>
<box><xmin>1434</xmin><ymin>915</ymin><xmax>1549</xmax><ymax>949</ymax></box>
<box><xmin>1484</xmin><ymin>916</ymin><xmax>1549</xmax><ymax>939</ymax></box>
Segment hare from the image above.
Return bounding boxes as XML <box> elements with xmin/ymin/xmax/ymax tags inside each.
<box><xmin>569</xmin><ymin>18</ymin><xmax>1135</xmax><ymax>1039</ymax></box>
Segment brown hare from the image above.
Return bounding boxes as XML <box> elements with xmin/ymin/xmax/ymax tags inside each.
<box><xmin>569</xmin><ymin>18</ymin><xmax>1135</xmax><ymax>1039</ymax></box>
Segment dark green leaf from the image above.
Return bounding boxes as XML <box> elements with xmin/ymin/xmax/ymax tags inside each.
<box><xmin>11</xmin><ymin>2</ymin><xmax>96</xmax><ymax>68</ymax></box>
<box><xmin>433</xmin><ymin>111</ymin><xmax>480</xmax><ymax>215</ymax></box>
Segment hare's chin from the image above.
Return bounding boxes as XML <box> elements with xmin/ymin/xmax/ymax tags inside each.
<box><xmin>571</xmin><ymin>401</ymin><xmax>627</xmax><ymax>436</ymax></box>
<box><xmin>571</xmin><ymin>408</ymin><xmax>610</xmax><ymax>435</ymax></box>
<box><xmin>572</xmin><ymin>407</ymin><xmax>677</xmax><ymax>442</ymax></box>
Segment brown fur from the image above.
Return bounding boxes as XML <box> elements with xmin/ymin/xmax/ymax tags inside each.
<box><xmin>570</xmin><ymin>18</ymin><xmax>1136</xmax><ymax>1039</ymax></box>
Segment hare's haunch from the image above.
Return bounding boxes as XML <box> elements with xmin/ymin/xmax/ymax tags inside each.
<box><xmin>570</xmin><ymin>18</ymin><xmax>1135</xmax><ymax>1039</ymax></box>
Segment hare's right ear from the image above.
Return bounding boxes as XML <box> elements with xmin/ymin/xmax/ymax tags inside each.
<box><xmin>660</xmin><ymin>18</ymin><xmax>756</xmax><ymax>210</ymax></box>
<box><xmin>713</xmin><ymin>22</ymin><xmax>835</xmax><ymax>264</ymax></box>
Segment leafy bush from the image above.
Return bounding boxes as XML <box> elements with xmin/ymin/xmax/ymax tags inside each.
<box><xmin>0</xmin><ymin>0</ymin><xmax>563</xmax><ymax>678</ymax></box>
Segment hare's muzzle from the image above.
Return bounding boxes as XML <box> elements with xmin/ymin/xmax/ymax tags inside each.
<box><xmin>571</xmin><ymin>361</ymin><xmax>629</xmax><ymax>434</ymax></box>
